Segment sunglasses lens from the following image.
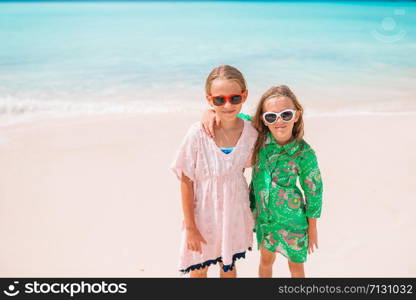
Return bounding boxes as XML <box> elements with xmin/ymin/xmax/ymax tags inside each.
<box><xmin>230</xmin><ymin>95</ymin><xmax>242</xmax><ymax>104</ymax></box>
<box><xmin>264</xmin><ymin>113</ymin><xmax>277</xmax><ymax>124</ymax></box>
<box><xmin>213</xmin><ymin>97</ymin><xmax>225</xmax><ymax>106</ymax></box>
<box><xmin>281</xmin><ymin>111</ymin><xmax>294</xmax><ymax>121</ymax></box>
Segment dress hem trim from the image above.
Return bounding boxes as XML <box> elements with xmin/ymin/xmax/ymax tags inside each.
<box><xmin>179</xmin><ymin>247</ymin><xmax>252</xmax><ymax>274</ymax></box>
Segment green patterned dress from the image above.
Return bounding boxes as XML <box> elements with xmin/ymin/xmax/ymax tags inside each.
<box><xmin>238</xmin><ymin>113</ymin><xmax>323</xmax><ymax>263</ymax></box>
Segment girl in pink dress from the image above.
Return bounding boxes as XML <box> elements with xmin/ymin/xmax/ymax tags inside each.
<box><xmin>171</xmin><ymin>65</ymin><xmax>258</xmax><ymax>278</ymax></box>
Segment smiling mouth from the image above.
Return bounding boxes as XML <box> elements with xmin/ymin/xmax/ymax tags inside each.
<box><xmin>274</xmin><ymin>125</ymin><xmax>287</xmax><ymax>129</ymax></box>
<box><xmin>223</xmin><ymin>110</ymin><xmax>236</xmax><ymax>114</ymax></box>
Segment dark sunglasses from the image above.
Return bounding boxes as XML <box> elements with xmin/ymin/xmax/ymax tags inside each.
<box><xmin>207</xmin><ymin>93</ymin><xmax>245</xmax><ymax>106</ymax></box>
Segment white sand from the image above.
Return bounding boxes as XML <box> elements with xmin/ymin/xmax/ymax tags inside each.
<box><xmin>0</xmin><ymin>112</ymin><xmax>415</xmax><ymax>277</ymax></box>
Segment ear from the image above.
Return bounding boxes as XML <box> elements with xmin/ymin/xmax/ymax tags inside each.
<box><xmin>240</xmin><ymin>90</ymin><xmax>248</xmax><ymax>104</ymax></box>
<box><xmin>243</xmin><ymin>90</ymin><xmax>248</xmax><ymax>100</ymax></box>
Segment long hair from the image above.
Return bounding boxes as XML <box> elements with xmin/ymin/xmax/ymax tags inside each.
<box><xmin>251</xmin><ymin>85</ymin><xmax>305</xmax><ymax>166</ymax></box>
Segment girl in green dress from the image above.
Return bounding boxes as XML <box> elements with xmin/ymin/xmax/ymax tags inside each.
<box><xmin>248</xmin><ymin>85</ymin><xmax>323</xmax><ymax>278</ymax></box>
<box><xmin>201</xmin><ymin>85</ymin><xmax>323</xmax><ymax>278</ymax></box>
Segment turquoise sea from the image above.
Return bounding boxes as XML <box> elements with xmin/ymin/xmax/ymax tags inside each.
<box><xmin>0</xmin><ymin>1</ymin><xmax>415</xmax><ymax>123</ymax></box>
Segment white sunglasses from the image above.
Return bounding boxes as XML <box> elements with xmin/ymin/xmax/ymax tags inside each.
<box><xmin>262</xmin><ymin>109</ymin><xmax>296</xmax><ymax>124</ymax></box>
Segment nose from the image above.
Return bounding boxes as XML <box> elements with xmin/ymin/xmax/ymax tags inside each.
<box><xmin>224</xmin><ymin>101</ymin><xmax>233</xmax><ymax>109</ymax></box>
<box><xmin>276</xmin><ymin>117</ymin><xmax>285</xmax><ymax>125</ymax></box>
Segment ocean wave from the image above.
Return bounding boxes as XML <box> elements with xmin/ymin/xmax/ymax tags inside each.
<box><xmin>0</xmin><ymin>96</ymin><xmax>415</xmax><ymax>126</ymax></box>
<box><xmin>0</xmin><ymin>96</ymin><xmax>206</xmax><ymax>126</ymax></box>
<box><xmin>0</xmin><ymin>95</ymin><xmax>208</xmax><ymax>118</ymax></box>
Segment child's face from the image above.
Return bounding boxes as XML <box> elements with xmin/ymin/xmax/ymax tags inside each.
<box><xmin>262</xmin><ymin>96</ymin><xmax>300</xmax><ymax>143</ymax></box>
<box><xmin>206</xmin><ymin>79</ymin><xmax>247</xmax><ymax>121</ymax></box>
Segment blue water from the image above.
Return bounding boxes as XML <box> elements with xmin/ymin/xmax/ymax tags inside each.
<box><xmin>0</xmin><ymin>1</ymin><xmax>415</xmax><ymax>122</ymax></box>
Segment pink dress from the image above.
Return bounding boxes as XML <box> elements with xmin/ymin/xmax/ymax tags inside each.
<box><xmin>171</xmin><ymin>119</ymin><xmax>258</xmax><ymax>273</ymax></box>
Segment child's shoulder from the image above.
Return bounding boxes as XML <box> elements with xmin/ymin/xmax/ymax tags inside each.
<box><xmin>244</xmin><ymin>119</ymin><xmax>258</xmax><ymax>138</ymax></box>
<box><xmin>297</xmin><ymin>139</ymin><xmax>317</xmax><ymax>159</ymax></box>
<box><xmin>237</xmin><ymin>112</ymin><xmax>253</xmax><ymax>121</ymax></box>
<box><xmin>183</xmin><ymin>121</ymin><xmax>205</xmax><ymax>141</ymax></box>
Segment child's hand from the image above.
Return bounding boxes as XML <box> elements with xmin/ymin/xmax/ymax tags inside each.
<box><xmin>186</xmin><ymin>227</ymin><xmax>207</xmax><ymax>253</ymax></box>
<box><xmin>201</xmin><ymin>109</ymin><xmax>220</xmax><ymax>138</ymax></box>
<box><xmin>307</xmin><ymin>226</ymin><xmax>319</xmax><ymax>254</ymax></box>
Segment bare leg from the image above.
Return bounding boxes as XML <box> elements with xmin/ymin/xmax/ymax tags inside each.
<box><xmin>288</xmin><ymin>261</ymin><xmax>305</xmax><ymax>278</ymax></box>
<box><xmin>219</xmin><ymin>263</ymin><xmax>237</xmax><ymax>278</ymax></box>
<box><xmin>190</xmin><ymin>266</ymin><xmax>209</xmax><ymax>278</ymax></box>
<box><xmin>259</xmin><ymin>245</ymin><xmax>276</xmax><ymax>278</ymax></box>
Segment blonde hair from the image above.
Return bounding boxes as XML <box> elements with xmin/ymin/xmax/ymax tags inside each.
<box><xmin>205</xmin><ymin>65</ymin><xmax>247</xmax><ymax>95</ymax></box>
<box><xmin>251</xmin><ymin>85</ymin><xmax>305</xmax><ymax>166</ymax></box>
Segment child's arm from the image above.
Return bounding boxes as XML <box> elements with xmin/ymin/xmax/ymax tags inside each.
<box><xmin>171</xmin><ymin>124</ymin><xmax>208</xmax><ymax>253</ymax></box>
<box><xmin>307</xmin><ymin>217</ymin><xmax>318</xmax><ymax>254</ymax></box>
<box><xmin>299</xmin><ymin>148</ymin><xmax>323</xmax><ymax>254</ymax></box>
<box><xmin>299</xmin><ymin>149</ymin><xmax>323</xmax><ymax>219</ymax></box>
<box><xmin>201</xmin><ymin>109</ymin><xmax>219</xmax><ymax>138</ymax></box>
<box><xmin>180</xmin><ymin>173</ymin><xmax>197</xmax><ymax>230</ymax></box>
<box><xmin>180</xmin><ymin>173</ymin><xmax>207</xmax><ymax>253</ymax></box>
<box><xmin>200</xmin><ymin>109</ymin><xmax>253</xmax><ymax>138</ymax></box>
